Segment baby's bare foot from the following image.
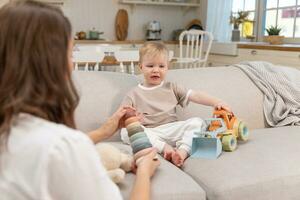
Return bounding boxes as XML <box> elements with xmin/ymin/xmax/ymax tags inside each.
<box><xmin>171</xmin><ymin>151</ymin><xmax>183</xmax><ymax>167</ymax></box>
<box><xmin>171</xmin><ymin>149</ymin><xmax>188</xmax><ymax>167</ymax></box>
<box><xmin>164</xmin><ymin>151</ymin><xmax>172</xmax><ymax>161</ymax></box>
<box><xmin>163</xmin><ymin>144</ymin><xmax>175</xmax><ymax>161</ymax></box>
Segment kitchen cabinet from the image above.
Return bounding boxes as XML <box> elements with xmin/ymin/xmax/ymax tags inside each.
<box><xmin>74</xmin><ymin>41</ymin><xmax>300</xmax><ymax>69</ymax></box>
<box><xmin>208</xmin><ymin>48</ymin><xmax>300</xmax><ymax>69</ymax></box>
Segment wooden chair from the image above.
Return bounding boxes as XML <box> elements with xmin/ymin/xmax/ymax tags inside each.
<box><xmin>114</xmin><ymin>50</ymin><xmax>139</xmax><ymax>74</ymax></box>
<box><xmin>72</xmin><ymin>49</ymin><xmax>137</xmax><ymax>74</ymax></box>
<box><xmin>72</xmin><ymin>51</ymin><xmax>104</xmax><ymax>71</ymax></box>
<box><xmin>174</xmin><ymin>30</ymin><xmax>213</xmax><ymax>68</ymax></box>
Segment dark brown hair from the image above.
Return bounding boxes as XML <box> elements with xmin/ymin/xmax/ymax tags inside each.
<box><xmin>0</xmin><ymin>1</ymin><xmax>79</xmax><ymax>150</ymax></box>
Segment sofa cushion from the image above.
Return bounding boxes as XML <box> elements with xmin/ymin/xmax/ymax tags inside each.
<box><xmin>73</xmin><ymin>71</ymin><xmax>139</xmax><ymax>141</ymax></box>
<box><xmin>164</xmin><ymin>67</ymin><xmax>265</xmax><ymax>129</ymax></box>
<box><xmin>110</xmin><ymin>142</ymin><xmax>206</xmax><ymax>200</ymax></box>
<box><xmin>183</xmin><ymin>126</ymin><xmax>300</xmax><ymax>200</ymax></box>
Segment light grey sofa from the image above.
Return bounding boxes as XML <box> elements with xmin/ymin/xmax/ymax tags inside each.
<box><xmin>73</xmin><ymin>66</ymin><xmax>300</xmax><ymax>200</ymax></box>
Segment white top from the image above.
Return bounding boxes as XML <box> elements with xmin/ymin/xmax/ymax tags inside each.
<box><xmin>0</xmin><ymin>114</ymin><xmax>122</xmax><ymax>200</ymax></box>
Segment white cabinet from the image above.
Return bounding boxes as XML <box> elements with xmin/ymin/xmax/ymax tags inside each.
<box><xmin>237</xmin><ymin>49</ymin><xmax>300</xmax><ymax>68</ymax></box>
<box><xmin>208</xmin><ymin>48</ymin><xmax>300</xmax><ymax>69</ymax></box>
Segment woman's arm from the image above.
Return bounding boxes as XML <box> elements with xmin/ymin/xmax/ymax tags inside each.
<box><xmin>130</xmin><ymin>150</ymin><xmax>160</xmax><ymax>200</ymax></box>
<box><xmin>188</xmin><ymin>90</ymin><xmax>231</xmax><ymax>112</ymax></box>
<box><xmin>88</xmin><ymin>106</ymin><xmax>143</xmax><ymax>144</ymax></box>
<box><xmin>88</xmin><ymin>107</ymin><xmax>127</xmax><ymax>144</ymax></box>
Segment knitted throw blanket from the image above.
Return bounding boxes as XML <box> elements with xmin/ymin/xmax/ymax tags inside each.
<box><xmin>234</xmin><ymin>61</ymin><xmax>300</xmax><ymax>127</ymax></box>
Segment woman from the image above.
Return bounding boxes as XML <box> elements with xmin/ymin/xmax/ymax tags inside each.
<box><xmin>0</xmin><ymin>1</ymin><xmax>159</xmax><ymax>200</ymax></box>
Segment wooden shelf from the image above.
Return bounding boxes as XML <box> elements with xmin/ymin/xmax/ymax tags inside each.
<box><xmin>120</xmin><ymin>0</ymin><xmax>200</xmax><ymax>7</ymax></box>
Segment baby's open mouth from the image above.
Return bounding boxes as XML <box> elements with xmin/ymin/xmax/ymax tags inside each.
<box><xmin>151</xmin><ymin>75</ymin><xmax>160</xmax><ymax>79</ymax></box>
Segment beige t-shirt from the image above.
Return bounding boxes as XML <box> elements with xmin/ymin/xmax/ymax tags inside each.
<box><xmin>122</xmin><ymin>81</ymin><xmax>192</xmax><ymax>128</ymax></box>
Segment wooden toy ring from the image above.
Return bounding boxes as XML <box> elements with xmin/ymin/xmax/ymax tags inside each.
<box><xmin>125</xmin><ymin>116</ymin><xmax>139</xmax><ymax>127</ymax></box>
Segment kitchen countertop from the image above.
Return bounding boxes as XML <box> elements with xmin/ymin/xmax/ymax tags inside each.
<box><xmin>74</xmin><ymin>40</ymin><xmax>300</xmax><ymax>53</ymax></box>
<box><xmin>74</xmin><ymin>39</ymin><xmax>178</xmax><ymax>45</ymax></box>
<box><xmin>237</xmin><ymin>42</ymin><xmax>300</xmax><ymax>52</ymax></box>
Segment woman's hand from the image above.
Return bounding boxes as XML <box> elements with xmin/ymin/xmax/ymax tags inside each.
<box><xmin>110</xmin><ymin>106</ymin><xmax>128</xmax><ymax>129</ymax></box>
<box><xmin>214</xmin><ymin>101</ymin><xmax>232</xmax><ymax>112</ymax></box>
<box><xmin>88</xmin><ymin>106</ymin><xmax>127</xmax><ymax>143</ymax></box>
<box><xmin>130</xmin><ymin>148</ymin><xmax>160</xmax><ymax>200</ymax></box>
<box><xmin>135</xmin><ymin>149</ymin><xmax>160</xmax><ymax>178</ymax></box>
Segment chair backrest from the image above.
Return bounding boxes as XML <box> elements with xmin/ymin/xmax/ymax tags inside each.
<box><xmin>114</xmin><ymin>49</ymin><xmax>139</xmax><ymax>74</ymax></box>
<box><xmin>72</xmin><ymin>51</ymin><xmax>104</xmax><ymax>71</ymax></box>
<box><xmin>179</xmin><ymin>30</ymin><xmax>213</xmax><ymax>67</ymax></box>
<box><xmin>73</xmin><ymin>45</ymin><xmax>136</xmax><ymax>74</ymax></box>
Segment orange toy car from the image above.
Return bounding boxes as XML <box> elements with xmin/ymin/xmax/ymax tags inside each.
<box><xmin>208</xmin><ymin>109</ymin><xmax>249</xmax><ymax>151</ymax></box>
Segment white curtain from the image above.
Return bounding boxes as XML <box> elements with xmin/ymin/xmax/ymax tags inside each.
<box><xmin>206</xmin><ymin>0</ymin><xmax>233</xmax><ymax>42</ymax></box>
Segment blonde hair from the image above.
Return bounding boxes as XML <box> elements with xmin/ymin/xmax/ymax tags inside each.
<box><xmin>139</xmin><ymin>42</ymin><xmax>169</xmax><ymax>63</ymax></box>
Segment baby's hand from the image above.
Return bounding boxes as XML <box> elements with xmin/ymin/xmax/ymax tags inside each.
<box><xmin>214</xmin><ymin>101</ymin><xmax>232</xmax><ymax>112</ymax></box>
<box><xmin>136</xmin><ymin>112</ymin><xmax>144</xmax><ymax>123</ymax></box>
<box><xmin>123</xmin><ymin>106</ymin><xmax>144</xmax><ymax>123</ymax></box>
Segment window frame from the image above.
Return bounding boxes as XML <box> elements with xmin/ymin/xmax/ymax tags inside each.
<box><xmin>257</xmin><ymin>0</ymin><xmax>300</xmax><ymax>43</ymax></box>
<box><xmin>231</xmin><ymin>0</ymin><xmax>258</xmax><ymax>40</ymax></box>
<box><xmin>233</xmin><ymin>0</ymin><xmax>300</xmax><ymax>43</ymax></box>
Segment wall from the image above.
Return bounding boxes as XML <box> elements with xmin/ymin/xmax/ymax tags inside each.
<box><xmin>63</xmin><ymin>0</ymin><xmax>201</xmax><ymax>40</ymax></box>
<box><xmin>199</xmin><ymin>0</ymin><xmax>207</xmax><ymax>29</ymax></box>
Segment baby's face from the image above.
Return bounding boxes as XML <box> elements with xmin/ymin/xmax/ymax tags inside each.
<box><xmin>140</xmin><ymin>53</ymin><xmax>168</xmax><ymax>87</ymax></box>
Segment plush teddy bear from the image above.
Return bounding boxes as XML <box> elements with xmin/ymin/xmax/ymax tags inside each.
<box><xmin>95</xmin><ymin>143</ymin><xmax>133</xmax><ymax>184</ymax></box>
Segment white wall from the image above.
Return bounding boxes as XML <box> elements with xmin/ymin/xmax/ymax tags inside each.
<box><xmin>199</xmin><ymin>0</ymin><xmax>207</xmax><ymax>29</ymax></box>
<box><xmin>63</xmin><ymin>0</ymin><xmax>201</xmax><ymax>41</ymax></box>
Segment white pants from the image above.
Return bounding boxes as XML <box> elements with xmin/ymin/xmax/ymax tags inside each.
<box><xmin>121</xmin><ymin>117</ymin><xmax>203</xmax><ymax>154</ymax></box>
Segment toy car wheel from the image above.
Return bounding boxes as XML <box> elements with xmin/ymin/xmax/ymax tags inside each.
<box><xmin>238</xmin><ymin>122</ymin><xmax>249</xmax><ymax>141</ymax></box>
<box><xmin>222</xmin><ymin>135</ymin><xmax>237</xmax><ymax>151</ymax></box>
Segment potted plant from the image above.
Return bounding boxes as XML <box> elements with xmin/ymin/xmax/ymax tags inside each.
<box><xmin>230</xmin><ymin>11</ymin><xmax>249</xmax><ymax>41</ymax></box>
<box><xmin>264</xmin><ymin>25</ymin><xmax>284</xmax><ymax>45</ymax></box>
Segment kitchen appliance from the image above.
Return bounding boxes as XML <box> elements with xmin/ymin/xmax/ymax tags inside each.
<box><xmin>146</xmin><ymin>21</ymin><xmax>161</xmax><ymax>40</ymax></box>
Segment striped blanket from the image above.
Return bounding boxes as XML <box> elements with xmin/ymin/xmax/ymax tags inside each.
<box><xmin>234</xmin><ymin>61</ymin><xmax>300</xmax><ymax>127</ymax></box>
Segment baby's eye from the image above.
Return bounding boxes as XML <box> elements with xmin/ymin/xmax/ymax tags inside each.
<box><xmin>159</xmin><ymin>65</ymin><xmax>165</xmax><ymax>68</ymax></box>
<box><xmin>146</xmin><ymin>64</ymin><xmax>153</xmax><ymax>68</ymax></box>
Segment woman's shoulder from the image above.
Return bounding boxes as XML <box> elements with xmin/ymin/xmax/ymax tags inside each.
<box><xmin>12</xmin><ymin>113</ymin><xmax>91</xmax><ymax>150</ymax></box>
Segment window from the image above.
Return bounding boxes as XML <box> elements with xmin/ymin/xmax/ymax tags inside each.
<box><xmin>231</xmin><ymin>0</ymin><xmax>300</xmax><ymax>42</ymax></box>
<box><xmin>264</xmin><ymin>0</ymin><xmax>300</xmax><ymax>38</ymax></box>
<box><xmin>231</xmin><ymin>0</ymin><xmax>257</xmax><ymax>38</ymax></box>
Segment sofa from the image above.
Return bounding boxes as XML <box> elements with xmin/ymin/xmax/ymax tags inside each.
<box><xmin>72</xmin><ymin>66</ymin><xmax>300</xmax><ymax>200</ymax></box>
